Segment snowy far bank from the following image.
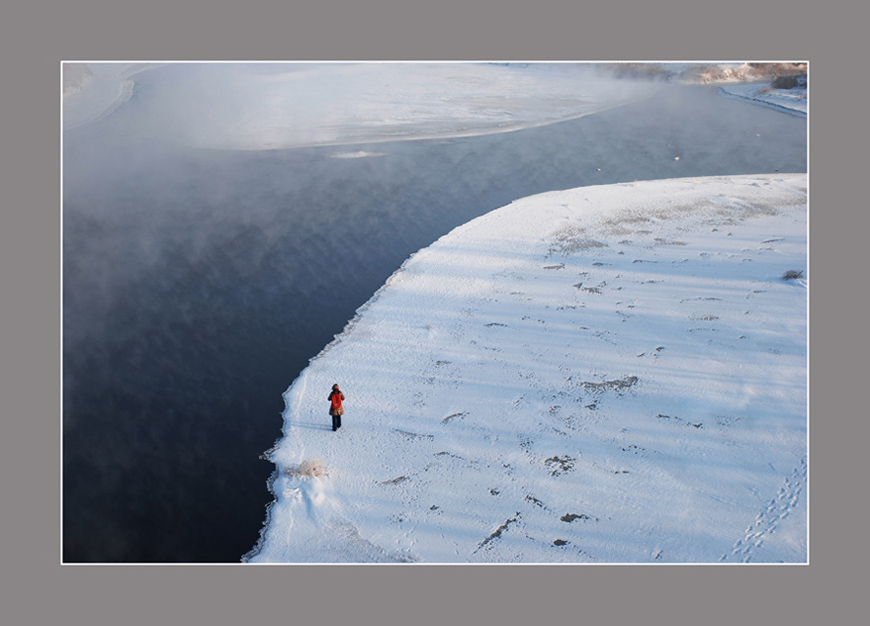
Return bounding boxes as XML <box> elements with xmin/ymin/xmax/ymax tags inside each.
<box><xmin>718</xmin><ymin>83</ymin><xmax>807</xmax><ymax>118</ymax></box>
<box><xmin>247</xmin><ymin>173</ymin><xmax>808</xmax><ymax>564</ymax></box>
<box><xmin>63</xmin><ymin>62</ymin><xmax>809</xmax><ymax>148</ymax></box>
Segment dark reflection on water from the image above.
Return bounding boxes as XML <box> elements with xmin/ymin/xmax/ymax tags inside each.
<box><xmin>62</xmin><ymin>81</ymin><xmax>806</xmax><ymax>562</ymax></box>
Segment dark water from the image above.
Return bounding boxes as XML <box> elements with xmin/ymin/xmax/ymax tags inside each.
<box><xmin>62</xmin><ymin>75</ymin><xmax>806</xmax><ymax>562</ymax></box>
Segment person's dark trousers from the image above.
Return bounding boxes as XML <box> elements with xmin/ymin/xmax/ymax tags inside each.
<box><xmin>332</xmin><ymin>414</ymin><xmax>342</xmax><ymax>431</ymax></box>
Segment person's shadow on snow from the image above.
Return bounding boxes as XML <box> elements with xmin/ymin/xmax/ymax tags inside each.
<box><xmin>288</xmin><ymin>419</ymin><xmax>334</xmax><ymax>431</ymax></box>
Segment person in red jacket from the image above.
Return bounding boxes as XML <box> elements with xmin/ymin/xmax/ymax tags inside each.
<box><xmin>328</xmin><ymin>384</ymin><xmax>345</xmax><ymax>432</ymax></box>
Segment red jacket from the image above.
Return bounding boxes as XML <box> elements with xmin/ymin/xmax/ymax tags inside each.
<box><xmin>329</xmin><ymin>390</ymin><xmax>345</xmax><ymax>411</ymax></box>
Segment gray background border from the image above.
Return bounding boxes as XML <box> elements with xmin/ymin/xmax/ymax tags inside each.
<box><xmin>3</xmin><ymin>0</ymin><xmax>859</xmax><ymax>624</ymax></box>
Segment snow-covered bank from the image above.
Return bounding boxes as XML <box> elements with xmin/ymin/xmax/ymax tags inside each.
<box><xmin>718</xmin><ymin>83</ymin><xmax>807</xmax><ymax>118</ymax></box>
<box><xmin>247</xmin><ymin>173</ymin><xmax>808</xmax><ymax>564</ymax></box>
<box><xmin>61</xmin><ymin>62</ymin><xmax>809</xmax><ymax>147</ymax></box>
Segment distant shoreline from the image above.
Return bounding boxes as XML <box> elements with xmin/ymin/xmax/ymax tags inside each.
<box><xmin>717</xmin><ymin>84</ymin><xmax>807</xmax><ymax>118</ymax></box>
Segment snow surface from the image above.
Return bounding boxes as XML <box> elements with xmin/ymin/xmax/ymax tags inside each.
<box><xmin>718</xmin><ymin>83</ymin><xmax>807</xmax><ymax>118</ymax></box>
<box><xmin>246</xmin><ymin>173</ymin><xmax>808</xmax><ymax>564</ymax></box>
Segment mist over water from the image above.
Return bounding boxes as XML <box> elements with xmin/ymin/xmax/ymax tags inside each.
<box><xmin>62</xmin><ymin>64</ymin><xmax>806</xmax><ymax>562</ymax></box>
